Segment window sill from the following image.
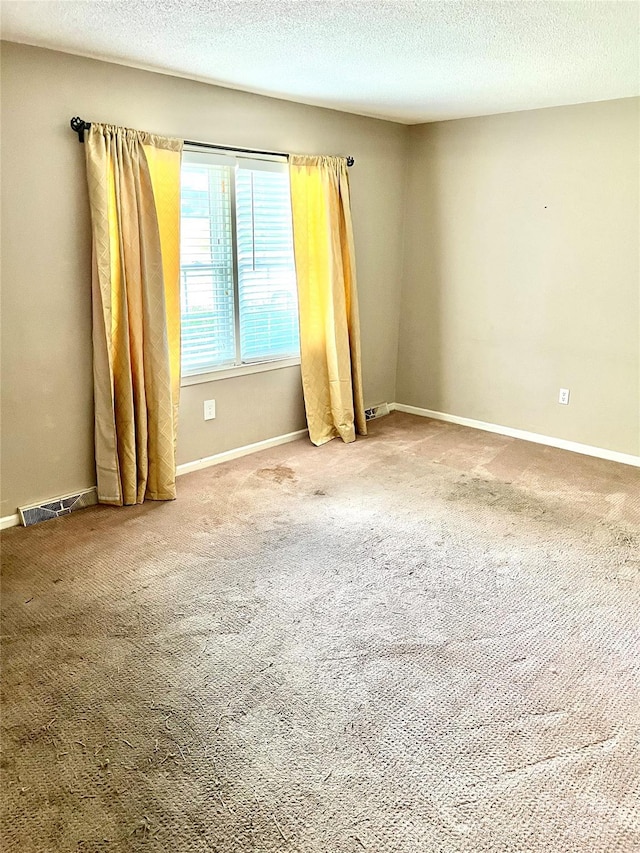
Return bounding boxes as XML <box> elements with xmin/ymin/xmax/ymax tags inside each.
<box><xmin>181</xmin><ymin>357</ymin><xmax>301</xmax><ymax>387</ymax></box>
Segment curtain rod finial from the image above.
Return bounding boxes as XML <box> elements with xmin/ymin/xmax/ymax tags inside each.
<box><xmin>70</xmin><ymin>116</ymin><xmax>88</xmax><ymax>142</ymax></box>
<box><xmin>346</xmin><ymin>156</ymin><xmax>355</xmax><ymax>167</ymax></box>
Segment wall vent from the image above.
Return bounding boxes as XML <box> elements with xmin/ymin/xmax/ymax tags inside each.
<box><xmin>18</xmin><ymin>488</ymin><xmax>97</xmax><ymax>527</ymax></box>
<box><xmin>364</xmin><ymin>402</ymin><xmax>390</xmax><ymax>421</ymax></box>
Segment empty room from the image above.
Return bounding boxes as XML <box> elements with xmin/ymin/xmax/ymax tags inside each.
<box><xmin>1</xmin><ymin>1</ymin><xmax>639</xmax><ymax>851</ymax></box>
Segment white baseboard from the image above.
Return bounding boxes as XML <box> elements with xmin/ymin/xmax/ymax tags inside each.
<box><xmin>1</xmin><ymin>513</ymin><xmax>20</xmax><ymax>530</ymax></box>
<box><xmin>176</xmin><ymin>428</ymin><xmax>309</xmax><ymax>477</ymax></box>
<box><xmin>390</xmin><ymin>403</ymin><xmax>640</xmax><ymax>468</ymax></box>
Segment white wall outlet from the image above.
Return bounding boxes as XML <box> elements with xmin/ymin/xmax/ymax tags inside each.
<box><xmin>558</xmin><ymin>388</ymin><xmax>570</xmax><ymax>405</ymax></box>
<box><xmin>203</xmin><ymin>399</ymin><xmax>216</xmax><ymax>420</ymax></box>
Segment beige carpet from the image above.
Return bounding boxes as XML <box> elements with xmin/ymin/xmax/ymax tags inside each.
<box><xmin>1</xmin><ymin>413</ymin><xmax>639</xmax><ymax>852</ymax></box>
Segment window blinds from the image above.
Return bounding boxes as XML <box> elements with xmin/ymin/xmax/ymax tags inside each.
<box><xmin>180</xmin><ymin>150</ymin><xmax>299</xmax><ymax>376</ymax></box>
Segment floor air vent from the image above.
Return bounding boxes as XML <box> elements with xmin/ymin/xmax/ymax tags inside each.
<box><xmin>364</xmin><ymin>402</ymin><xmax>390</xmax><ymax>421</ymax></box>
<box><xmin>18</xmin><ymin>489</ymin><xmax>97</xmax><ymax>527</ymax></box>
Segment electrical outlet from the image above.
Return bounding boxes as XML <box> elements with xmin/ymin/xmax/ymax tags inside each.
<box><xmin>558</xmin><ymin>388</ymin><xmax>570</xmax><ymax>405</ymax></box>
<box><xmin>203</xmin><ymin>399</ymin><xmax>216</xmax><ymax>420</ymax></box>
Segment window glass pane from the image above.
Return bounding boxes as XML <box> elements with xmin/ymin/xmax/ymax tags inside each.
<box><xmin>180</xmin><ymin>161</ymin><xmax>235</xmax><ymax>374</ymax></box>
<box><xmin>235</xmin><ymin>168</ymin><xmax>300</xmax><ymax>362</ymax></box>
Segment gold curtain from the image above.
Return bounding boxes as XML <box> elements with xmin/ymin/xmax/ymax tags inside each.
<box><xmin>84</xmin><ymin>124</ymin><xmax>183</xmax><ymax>505</ymax></box>
<box><xmin>289</xmin><ymin>155</ymin><xmax>366</xmax><ymax>446</ymax></box>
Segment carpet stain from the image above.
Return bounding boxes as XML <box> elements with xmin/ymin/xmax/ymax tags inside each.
<box><xmin>256</xmin><ymin>465</ymin><xmax>296</xmax><ymax>484</ymax></box>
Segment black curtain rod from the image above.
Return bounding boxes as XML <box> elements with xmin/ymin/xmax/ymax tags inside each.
<box><xmin>69</xmin><ymin>118</ymin><xmax>355</xmax><ymax>166</ymax></box>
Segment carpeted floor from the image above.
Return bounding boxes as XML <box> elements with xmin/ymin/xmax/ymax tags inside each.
<box><xmin>1</xmin><ymin>412</ymin><xmax>639</xmax><ymax>852</ymax></box>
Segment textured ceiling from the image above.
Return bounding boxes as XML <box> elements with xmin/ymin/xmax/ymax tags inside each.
<box><xmin>1</xmin><ymin>0</ymin><xmax>639</xmax><ymax>123</ymax></box>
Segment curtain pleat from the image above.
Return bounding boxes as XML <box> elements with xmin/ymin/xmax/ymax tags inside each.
<box><xmin>84</xmin><ymin>124</ymin><xmax>182</xmax><ymax>505</ymax></box>
<box><xmin>289</xmin><ymin>155</ymin><xmax>366</xmax><ymax>446</ymax></box>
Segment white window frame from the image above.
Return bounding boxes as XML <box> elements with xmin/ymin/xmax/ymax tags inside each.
<box><xmin>181</xmin><ymin>355</ymin><xmax>301</xmax><ymax>386</ymax></box>
<box><xmin>179</xmin><ymin>146</ymin><xmax>300</xmax><ymax>387</ymax></box>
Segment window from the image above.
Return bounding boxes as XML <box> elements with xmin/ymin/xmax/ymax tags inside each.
<box><xmin>180</xmin><ymin>149</ymin><xmax>300</xmax><ymax>378</ymax></box>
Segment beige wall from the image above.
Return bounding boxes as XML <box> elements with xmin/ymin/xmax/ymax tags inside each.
<box><xmin>397</xmin><ymin>98</ymin><xmax>640</xmax><ymax>456</ymax></box>
<box><xmin>0</xmin><ymin>42</ymin><xmax>407</xmax><ymax>516</ymax></box>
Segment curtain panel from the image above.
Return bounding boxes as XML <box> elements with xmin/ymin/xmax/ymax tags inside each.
<box><xmin>84</xmin><ymin>124</ymin><xmax>183</xmax><ymax>505</ymax></box>
<box><xmin>289</xmin><ymin>155</ymin><xmax>367</xmax><ymax>446</ymax></box>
